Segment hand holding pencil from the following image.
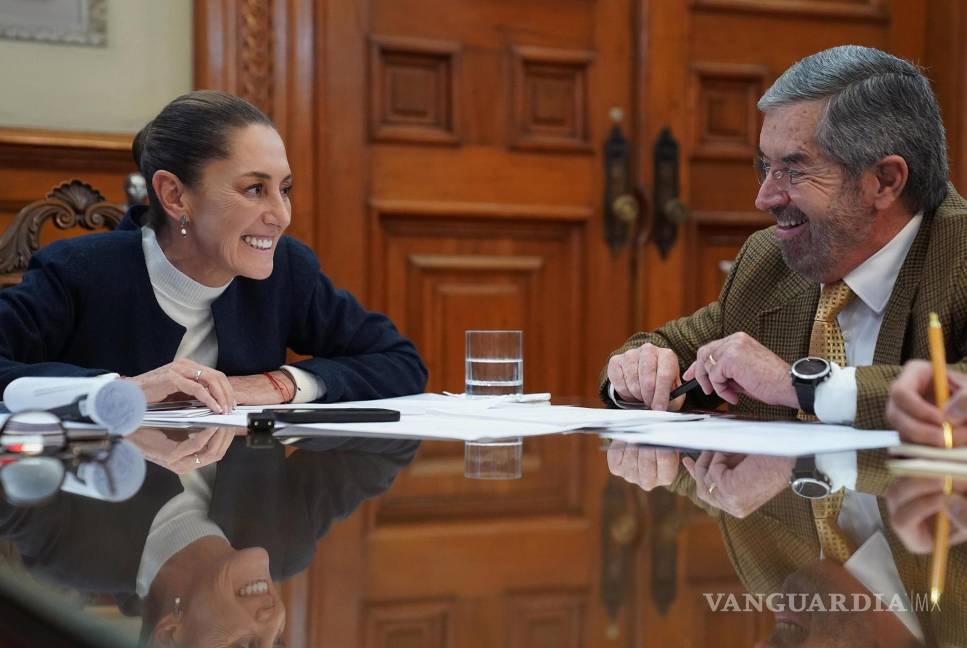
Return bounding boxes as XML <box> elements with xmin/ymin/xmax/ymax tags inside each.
<box><xmin>886</xmin><ymin>359</ymin><xmax>967</xmax><ymax>447</ymax></box>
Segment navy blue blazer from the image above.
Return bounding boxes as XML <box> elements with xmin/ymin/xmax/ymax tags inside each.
<box><xmin>0</xmin><ymin>208</ymin><xmax>427</xmax><ymax>401</ymax></box>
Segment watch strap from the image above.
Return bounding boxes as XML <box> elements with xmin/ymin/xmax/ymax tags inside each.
<box><xmin>794</xmin><ymin>380</ymin><xmax>817</xmax><ymax>415</ymax></box>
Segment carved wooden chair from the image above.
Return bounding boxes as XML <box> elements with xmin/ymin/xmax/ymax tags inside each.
<box><xmin>0</xmin><ymin>180</ymin><xmax>124</xmax><ymax>288</ymax></box>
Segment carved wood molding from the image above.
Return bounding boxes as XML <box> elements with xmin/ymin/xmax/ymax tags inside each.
<box><xmin>691</xmin><ymin>0</ymin><xmax>888</xmax><ymax>22</ymax></box>
<box><xmin>363</xmin><ymin>599</ymin><xmax>456</xmax><ymax>648</ymax></box>
<box><xmin>689</xmin><ymin>63</ymin><xmax>770</xmax><ymax>161</ymax></box>
<box><xmin>370</xmin><ymin>198</ymin><xmax>593</xmax><ymax>222</ymax></box>
<box><xmin>194</xmin><ymin>0</ymin><xmax>275</xmax><ymax>117</ymax></box>
<box><xmin>369</xmin><ymin>35</ymin><xmax>462</xmax><ymax>145</ymax></box>
<box><xmin>0</xmin><ymin>180</ymin><xmax>123</xmax><ymax>275</ymax></box>
<box><xmin>506</xmin><ymin>589</ymin><xmax>586</xmax><ymax>648</ymax></box>
<box><xmin>409</xmin><ymin>254</ymin><xmax>545</xmax><ymax>271</ymax></box>
<box><xmin>510</xmin><ymin>45</ymin><xmax>596</xmax><ymax>153</ymax></box>
<box><xmin>238</xmin><ymin>0</ymin><xmax>274</xmax><ymax>115</ymax></box>
<box><xmin>0</xmin><ymin>128</ymin><xmax>134</xmax><ymax>171</ymax></box>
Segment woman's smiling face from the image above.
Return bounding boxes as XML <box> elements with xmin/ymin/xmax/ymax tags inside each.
<box><xmin>181</xmin><ymin>123</ymin><xmax>293</xmax><ymax>286</ymax></box>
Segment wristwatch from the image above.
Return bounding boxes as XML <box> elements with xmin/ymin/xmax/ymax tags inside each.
<box><xmin>790</xmin><ymin>455</ymin><xmax>832</xmax><ymax>499</ymax></box>
<box><xmin>790</xmin><ymin>356</ymin><xmax>833</xmax><ymax>416</ymax></box>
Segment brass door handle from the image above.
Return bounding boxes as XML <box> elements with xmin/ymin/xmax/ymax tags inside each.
<box><xmin>662</xmin><ymin>197</ymin><xmax>690</xmax><ymax>225</ymax></box>
<box><xmin>603</xmin><ymin>107</ymin><xmax>645</xmax><ymax>252</ymax></box>
<box><xmin>653</xmin><ymin>127</ymin><xmax>690</xmax><ymax>257</ymax></box>
<box><xmin>600</xmin><ymin>475</ymin><xmax>642</xmax><ymax>639</ymax></box>
<box><xmin>612</xmin><ymin>194</ymin><xmax>640</xmax><ymax>225</ymax></box>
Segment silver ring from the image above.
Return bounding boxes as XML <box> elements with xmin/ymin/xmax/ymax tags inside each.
<box><xmin>193</xmin><ymin>369</ymin><xmax>203</xmax><ymax>382</ymax></box>
<box><xmin>194</xmin><ymin>454</ymin><xmax>201</xmax><ymax>465</ymax></box>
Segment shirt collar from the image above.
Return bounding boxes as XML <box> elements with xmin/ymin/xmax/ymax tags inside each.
<box><xmin>841</xmin><ymin>212</ymin><xmax>922</xmax><ymax>315</ymax></box>
<box><xmin>844</xmin><ymin>531</ymin><xmax>924</xmax><ymax>642</ymax></box>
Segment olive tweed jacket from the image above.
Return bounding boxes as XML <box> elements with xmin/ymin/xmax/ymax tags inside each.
<box><xmin>601</xmin><ymin>185</ymin><xmax>967</xmax><ymax>493</ymax></box>
<box><xmin>599</xmin><ymin>186</ymin><xmax>967</xmax><ymax>646</ymax></box>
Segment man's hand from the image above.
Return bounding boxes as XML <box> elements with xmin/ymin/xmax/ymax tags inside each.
<box><xmin>683</xmin><ymin>451</ymin><xmax>794</xmax><ymax>518</ymax></box>
<box><xmin>886</xmin><ymin>476</ymin><xmax>967</xmax><ymax>553</ymax></box>
<box><xmin>683</xmin><ymin>332</ymin><xmax>798</xmax><ymax>409</ymax></box>
<box><xmin>607</xmin><ymin>440</ymin><xmax>680</xmax><ymax>491</ymax></box>
<box><xmin>886</xmin><ymin>360</ymin><xmax>967</xmax><ymax>446</ymax></box>
<box><xmin>606</xmin><ymin>343</ymin><xmax>686</xmax><ymax>411</ymax></box>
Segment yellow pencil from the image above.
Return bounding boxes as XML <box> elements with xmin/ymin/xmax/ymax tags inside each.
<box><xmin>928</xmin><ymin>312</ymin><xmax>952</xmax><ymax>606</ymax></box>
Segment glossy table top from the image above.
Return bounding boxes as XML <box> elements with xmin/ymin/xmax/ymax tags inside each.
<box><xmin>0</xmin><ymin>413</ymin><xmax>960</xmax><ymax>648</ymax></box>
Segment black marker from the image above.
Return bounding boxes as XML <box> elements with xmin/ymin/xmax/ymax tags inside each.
<box><xmin>669</xmin><ymin>377</ymin><xmax>701</xmax><ymax>400</ymax></box>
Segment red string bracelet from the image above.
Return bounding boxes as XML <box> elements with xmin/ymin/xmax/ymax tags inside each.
<box><xmin>263</xmin><ymin>371</ymin><xmax>293</xmax><ymax>403</ymax></box>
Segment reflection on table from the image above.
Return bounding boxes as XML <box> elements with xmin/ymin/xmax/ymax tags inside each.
<box><xmin>0</xmin><ymin>429</ymin><xmax>417</xmax><ymax>646</ymax></box>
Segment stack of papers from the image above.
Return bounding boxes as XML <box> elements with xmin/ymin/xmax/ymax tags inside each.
<box><xmin>603</xmin><ymin>419</ymin><xmax>898</xmax><ymax>457</ymax></box>
<box><xmin>887</xmin><ymin>444</ymin><xmax>967</xmax><ymax>479</ymax></box>
<box><xmin>136</xmin><ymin>393</ymin><xmax>901</xmax><ymax>454</ymax></box>
<box><xmin>143</xmin><ymin>394</ymin><xmax>707</xmax><ymax>442</ymax></box>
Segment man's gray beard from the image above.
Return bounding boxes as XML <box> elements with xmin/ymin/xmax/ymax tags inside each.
<box><xmin>775</xmin><ymin>191</ymin><xmax>871</xmax><ymax>283</ymax></box>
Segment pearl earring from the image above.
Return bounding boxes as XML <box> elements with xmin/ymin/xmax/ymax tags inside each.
<box><xmin>179</xmin><ymin>215</ymin><xmax>189</xmax><ymax>237</ymax></box>
<box><xmin>174</xmin><ymin>596</ymin><xmax>184</xmax><ymax>618</ymax></box>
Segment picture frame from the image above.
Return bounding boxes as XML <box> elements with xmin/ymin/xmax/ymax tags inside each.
<box><xmin>0</xmin><ymin>0</ymin><xmax>107</xmax><ymax>47</ymax></box>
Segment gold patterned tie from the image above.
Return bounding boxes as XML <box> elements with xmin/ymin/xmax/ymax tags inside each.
<box><xmin>804</xmin><ymin>280</ymin><xmax>856</xmax><ymax>563</ymax></box>
<box><xmin>809</xmin><ymin>280</ymin><xmax>853</xmax><ymax>367</ymax></box>
<box><xmin>812</xmin><ymin>488</ymin><xmax>856</xmax><ymax>563</ymax></box>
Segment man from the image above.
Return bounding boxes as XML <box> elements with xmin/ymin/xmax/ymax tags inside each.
<box><xmin>605</xmin><ymin>46</ymin><xmax>967</xmax><ymax>646</ymax></box>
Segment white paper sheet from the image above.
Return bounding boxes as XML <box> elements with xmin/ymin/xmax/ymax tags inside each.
<box><xmin>602</xmin><ymin>418</ymin><xmax>899</xmax><ymax>456</ymax></box>
<box><xmin>142</xmin><ymin>393</ymin><xmax>511</xmax><ymax>423</ymax></box>
<box><xmin>140</xmin><ymin>395</ymin><xmax>708</xmax><ymax>440</ymax></box>
<box><xmin>423</xmin><ymin>403</ymin><xmax>707</xmax><ymax>427</ymax></box>
<box><xmin>279</xmin><ymin>414</ymin><xmax>568</xmax><ymax>441</ymax></box>
<box><xmin>137</xmin><ymin>394</ymin><xmax>901</xmax><ymax>450</ymax></box>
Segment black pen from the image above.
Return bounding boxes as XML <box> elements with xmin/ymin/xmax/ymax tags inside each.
<box><xmin>669</xmin><ymin>377</ymin><xmax>700</xmax><ymax>400</ymax></box>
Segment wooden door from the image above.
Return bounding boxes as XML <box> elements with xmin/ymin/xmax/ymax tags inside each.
<box><xmin>306</xmin><ymin>1</ymin><xmax>642</xmax><ymax>647</ymax></box>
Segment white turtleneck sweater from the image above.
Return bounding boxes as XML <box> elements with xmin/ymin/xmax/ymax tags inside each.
<box><xmin>134</xmin><ymin>225</ymin><xmax>325</xmax><ymax>598</ymax></box>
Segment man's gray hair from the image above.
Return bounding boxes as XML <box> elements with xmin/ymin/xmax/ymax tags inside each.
<box><xmin>758</xmin><ymin>45</ymin><xmax>948</xmax><ymax>214</ymax></box>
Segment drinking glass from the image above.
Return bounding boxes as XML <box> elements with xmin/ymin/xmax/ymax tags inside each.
<box><xmin>464</xmin><ymin>437</ymin><xmax>523</xmax><ymax>479</ymax></box>
<box><xmin>464</xmin><ymin>330</ymin><xmax>523</xmax><ymax>397</ymax></box>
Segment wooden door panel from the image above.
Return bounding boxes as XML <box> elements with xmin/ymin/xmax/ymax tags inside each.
<box><xmin>370</xmin><ymin>209</ymin><xmax>585</xmax><ymax>395</ymax></box>
<box><xmin>375</xmin><ymin>436</ymin><xmax>583</xmax><ymax>522</ymax></box>
<box><xmin>685</xmin><ymin>214</ymin><xmax>770</xmax><ymax>310</ymax></box>
<box><xmin>362</xmin><ymin>599</ymin><xmax>455</xmax><ymax>648</ymax></box>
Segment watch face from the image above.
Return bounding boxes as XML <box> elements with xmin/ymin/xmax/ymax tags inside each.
<box><xmin>792</xmin><ymin>357</ymin><xmax>829</xmax><ymax>380</ymax></box>
<box><xmin>792</xmin><ymin>478</ymin><xmax>831</xmax><ymax>500</ymax></box>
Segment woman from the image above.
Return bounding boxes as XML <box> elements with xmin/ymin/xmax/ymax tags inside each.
<box><xmin>0</xmin><ymin>91</ymin><xmax>427</xmax><ymax>411</ymax></box>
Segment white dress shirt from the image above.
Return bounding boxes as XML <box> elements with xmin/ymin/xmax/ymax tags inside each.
<box><xmin>812</xmin><ymin>213</ymin><xmax>922</xmax><ymax>492</ymax></box>
<box><xmin>805</xmin><ymin>214</ymin><xmax>921</xmax><ymax>640</ymax></box>
<box><xmin>845</xmin><ymin>531</ymin><xmax>924</xmax><ymax>641</ymax></box>
<box><xmin>141</xmin><ymin>225</ymin><xmax>324</xmax><ymax>402</ymax></box>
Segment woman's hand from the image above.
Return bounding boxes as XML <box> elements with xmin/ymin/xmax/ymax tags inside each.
<box><xmin>228</xmin><ymin>370</ymin><xmax>296</xmax><ymax>405</ymax></box>
<box><xmin>127</xmin><ymin>426</ymin><xmax>238</xmax><ymax>475</ymax></box>
<box><xmin>127</xmin><ymin>359</ymin><xmax>235</xmax><ymax>413</ymax></box>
